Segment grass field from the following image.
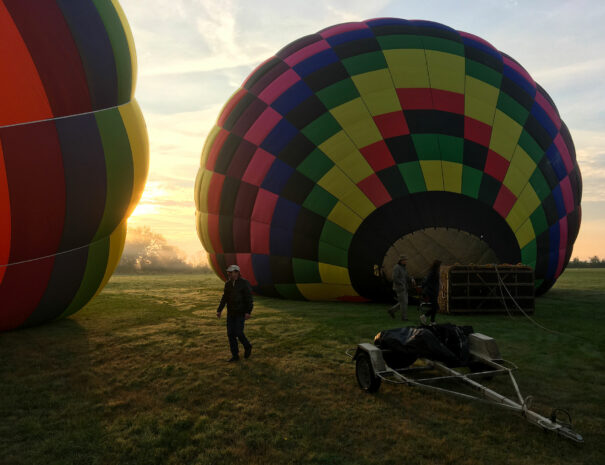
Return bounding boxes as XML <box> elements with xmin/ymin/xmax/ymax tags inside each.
<box><xmin>1</xmin><ymin>269</ymin><xmax>604</xmax><ymax>465</ymax></box>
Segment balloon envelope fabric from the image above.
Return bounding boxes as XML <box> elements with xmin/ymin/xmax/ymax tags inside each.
<box><xmin>195</xmin><ymin>18</ymin><xmax>581</xmax><ymax>301</ymax></box>
<box><xmin>0</xmin><ymin>0</ymin><xmax>148</xmax><ymax>330</ymax></box>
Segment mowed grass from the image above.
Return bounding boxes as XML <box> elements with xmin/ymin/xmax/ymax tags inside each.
<box><xmin>0</xmin><ymin>270</ymin><xmax>603</xmax><ymax>465</ymax></box>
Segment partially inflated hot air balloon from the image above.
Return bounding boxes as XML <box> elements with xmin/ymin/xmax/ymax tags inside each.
<box><xmin>0</xmin><ymin>0</ymin><xmax>148</xmax><ymax>330</ymax></box>
<box><xmin>195</xmin><ymin>18</ymin><xmax>581</xmax><ymax>301</ymax></box>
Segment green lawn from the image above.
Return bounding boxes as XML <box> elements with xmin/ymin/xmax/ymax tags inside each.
<box><xmin>0</xmin><ymin>269</ymin><xmax>603</xmax><ymax>465</ymax></box>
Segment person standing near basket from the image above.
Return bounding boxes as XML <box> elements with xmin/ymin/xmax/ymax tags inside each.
<box><xmin>420</xmin><ymin>260</ymin><xmax>441</xmax><ymax>325</ymax></box>
<box><xmin>388</xmin><ymin>255</ymin><xmax>414</xmax><ymax>321</ymax></box>
<box><xmin>216</xmin><ymin>264</ymin><xmax>253</xmax><ymax>362</ymax></box>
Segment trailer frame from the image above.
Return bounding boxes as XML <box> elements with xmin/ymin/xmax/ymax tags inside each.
<box><xmin>348</xmin><ymin>332</ymin><xmax>583</xmax><ymax>443</ymax></box>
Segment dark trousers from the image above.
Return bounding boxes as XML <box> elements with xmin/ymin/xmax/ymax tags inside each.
<box><xmin>227</xmin><ymin>314</ymin><xmax>251</xmax><ymax>357</ymax></box>
<box><xmin>423</xmin><ymin>300</ymin><xmax>439</xmax><ymax>322</ymax></box>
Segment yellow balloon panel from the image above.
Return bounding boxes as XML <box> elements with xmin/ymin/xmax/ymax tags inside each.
<box><xmin>464</xmin><ymin>76</ymin><xmax>499</xmax><ymax>124</ymax></box>
<box><xmin>296</xmin><ymin>283</ymin><xmax>359</xmax><ymax>301</ymax></box>
<box><xmin>383</xmin><ymin>49</ymin><xmax>430</xmax><ymax>88</ymax></box>
<box><xmin>489</xmin><ymin>110</ymin><xmax>523</xmax><ymax>161</ymax></box>
<box><xmin>425</xmin><ymin>51</ymin><xmax>465</xmax><ymax>93</ymax></box>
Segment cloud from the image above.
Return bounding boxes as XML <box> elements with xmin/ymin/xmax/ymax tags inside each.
<box><xmin>572</xmin><ymin>129</ymin><xmax>605</xmax><ymax>202</ymax></box>
<box><xmin>533</xmin><ymin>57</ymin><xmax>605</xmax><ymax>84</ymax></box>
<box><xmin>117</xmin><ymin>0</ymin><xmax>605</xmax><ymax>264</ymax></box>
<box><xmin>195</xmin><ymin>0</ymin><xmax>238</xmax><ymax>56</ymax></box>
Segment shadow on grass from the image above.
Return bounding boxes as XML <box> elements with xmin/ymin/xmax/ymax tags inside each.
<box><xmin>1</xmin><ymin>271</ymin><xmax>602</xmax><ymax>464</ymax></box>
<box><xmin>0</xmin><ymin>319</ymin><xmax>107</xmax><ymax>465</ymax></box>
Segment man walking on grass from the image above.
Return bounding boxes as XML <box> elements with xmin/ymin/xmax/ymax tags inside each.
<box><xmin>216</xmin><ymin>264</ymin><xmax>253</xmax><ymax>362</ymax></box>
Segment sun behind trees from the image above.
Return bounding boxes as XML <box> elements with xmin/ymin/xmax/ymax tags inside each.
<box><xmin>116</xmin><ymin>226</ymin><xmax>211</xmax><ymax>273</ymax></box>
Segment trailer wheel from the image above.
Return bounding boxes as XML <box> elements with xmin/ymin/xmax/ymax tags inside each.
<box><xmin>356</xmin><ymin>353</ymin><xmax>381</xmax><ymax>393</ymax></box>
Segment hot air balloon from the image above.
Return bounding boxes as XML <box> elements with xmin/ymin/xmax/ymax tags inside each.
<box><xmin>0</xmin><ymin>0</ymin><xmax>148</xmax><ymax>331</ymax></box>
<box><xmin>195</xmin><ymin>18</ymin><xmax>581</xmax><ymax>302</ymax></box>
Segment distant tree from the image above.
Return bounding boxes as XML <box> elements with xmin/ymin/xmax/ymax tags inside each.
<box><xmin>115</xmin><ymin>226</ymin><xmax>212</xmax><ymax>273</ymax></box>
<box><xmin>568</xmin><ymin>257</ymin><xmax>583</xmax><ymax>268</ymax></box>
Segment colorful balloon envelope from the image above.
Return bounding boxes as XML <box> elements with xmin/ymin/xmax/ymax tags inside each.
<box><xmin>0</xmin><ymin>0</ymin><xmax>148</xmax><ymax>330</ymax></box>
<box><xmin>195</xmin><ymin>18</ymin><xmax>582</xmax><ymax>301</ymax></box>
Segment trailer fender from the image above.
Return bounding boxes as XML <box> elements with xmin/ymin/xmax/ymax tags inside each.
<box><xmin>468</xmin><ymin>333</ymin><xmax>502</xmax><ymax>362</ymax></box>
<box><xmin>354</xmin><ymin>343</ymin><xmax>387</xmax><ymax>373</ymax></box>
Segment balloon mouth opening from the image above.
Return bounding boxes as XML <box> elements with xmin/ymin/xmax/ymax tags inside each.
<box><xmin>381</xmin><ymin>228</ymin><xmax>499</xmax><ymax>280</ymax></box>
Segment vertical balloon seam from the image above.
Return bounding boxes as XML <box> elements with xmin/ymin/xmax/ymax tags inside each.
<box><xmin>321</xmin><ymin>27</ymin><xmax>388</xmax><ymax>296</ymax></box>
<box><xmin>0</xmin><ymin>101</ymin><xmax>137</xmax><ymax>267</ymax></box>
<box><xmin>92</xmin><ymin>0</ymin><xmax>134</xmax><ymax>104</ymax></box>
<box><xmin>0</xmin><ymin>121</ymin><xmax>67</xmax><ymax>325</ymax></box>
<box><xmin>356</xmin><ymin>25</ymin><xmax>427</xmax><ymax>273</ymax></box>
<box><xmin>270</xmin><ymin>36</ymin><xmax>361</xmax><ymax>297</ymax></box>
<box><xmin>482</xmin><ymin>43</ymin><xmax>530</xmax><ymax>263</ymax></box>
<box><xmin>3</xmin><ymin>122</ymin><xmax>66</xmax><ymax>264</ymax></box>
<box><xmin>284</xmin><ymin>25</ymin><xmax>384</xmax><ymax>295</ymax></box>
<box><xmin>209</xmin><ymin>49</ymin><xmax>350</xmax><ymax>298</ymax></box>
<box><xmin>197</xmin><ymin>198</ymin><xmax>215</xmax><ymax>255</ymax></box>
<box><xmin>420</xmin><ymin>30</ymin><xmax>446</xmax><ymax>193</ymax></box>
<box><xmin>108</xmin><ymin>0</ymin><xmax>138</xmax><ymax>96</ymax></box>
<box><xmin>93</xmin><ymin>219</ymin><xmax>127</xmax><ymax>299</ymax></box>
<box><xmin>21</xmin><ymin>245</ymin><xmax>90</xmax><ymax>328</ymax></box>
<box><xmin>28</xmin><ymin>101</ymin><xmax>140</xmax><ymax>318</ymax></box>
<box><xmin>412</xmin><ymin>30</ymin><xmax>442</xmax><ymax>228</ymax></box>
<box><xmin>59</xmin><ymin>232</ymin><xmax>111</xmax><ymax>318</ymax></box>
<box><xmin>55</xmin><ymin>0</ymin><xmax>119</xmax><ymax>110</ymax></box>
<box><xmin>0</xmin><ymin>257</ymin><xmax>57</xmax><ymax>331</ymax></box>
<box><xmin>193</xmin><ymin>169</ymin><xmax>204</xmax><ymax>212</ymax></box>
<box><xmin>0</xmin><ymin>140</ymin><xmax>9</xmax><ymax>284</ymax></box>
<box><xmin>2</xmin><ymin>0</ymin><xmax>93</xmax><ymax>117</ymax></box>
<box><xmin>0</xmin><ymin>1</ymin><xmax>53</xmax><ymax>125</ymax></box>
<box><xmin>522</xmin><ymin>77</ymin><xmax>550</xmax><ymax>276</ymax></box>
<box><xmin>214</xmin><ymin>24</ymin><xmax>409</xmax><ymax>296</ymax></box>
<box><xmin>55</xmin><ymin>113</ymin><xmax>107</xmax><ymax>255</ymax></box>
<box><xmin>118</xmin><ymin>100</ymin><xmax>149</xmax><ymax>218</ymax></box>
<box><xmin>92</xmin><ymin>106</ymin><xmax>135</xmax><ymax>242</ymax></box>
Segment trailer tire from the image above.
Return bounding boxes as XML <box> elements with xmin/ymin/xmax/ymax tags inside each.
<box><xmin>356</xmin><ymin>353</ymin><xmax>381</xmax><ymax>393</ymax></box>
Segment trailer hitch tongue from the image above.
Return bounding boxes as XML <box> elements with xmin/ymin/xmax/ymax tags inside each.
<box><xmin>542</xmin><ymin>408</ymin><xmax>583</xmax><ymax>443</ymax></box>
<box><xmin>522</xmin><ymin>395</ymin><xmax>533</xmax><ymax>414</ymax></box>
<box><xmin>550</xmin><ymin>408</ymin><xmax>571</xmax><ymax>426</ymax></box>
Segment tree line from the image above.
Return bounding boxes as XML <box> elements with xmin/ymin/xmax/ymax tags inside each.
<box><xmin>118</xmin><ymin>226</ymin><xmax>605</xmax><ymax>273</ymax></box>
<box><xmin>115</xmin><ymin>226</ymin><xmax>213</xmax><ymax>274</ymax></box>
<box><xmin>567</xmin><ymin>256</ymin><xmax>605</xmax><ymax>268</ymax></box>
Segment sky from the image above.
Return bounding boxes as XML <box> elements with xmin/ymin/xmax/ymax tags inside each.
<box><xmin>118</xmin><ymin>0</ymin><xmax>605</xmax><ymax>263</ymax></box>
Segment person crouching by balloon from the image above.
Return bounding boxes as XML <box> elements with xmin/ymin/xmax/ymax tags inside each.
<box><xmin>420</xmin><ymin>260</ymin><xmax>442</xmax><ymax>325</ymax></box>
<box><xmin>216</xmin><ymin>265</ymin><xmax>253</xmax><ymax>362</ymax></box>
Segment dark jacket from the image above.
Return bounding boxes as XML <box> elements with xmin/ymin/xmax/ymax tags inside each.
<box><xmin>217</xmin><ymin>277</ymin><xmax>253</xmax><ymax>316</ymax></box>
<box><xmin>422</xmin><ymin>268</ymin><xmax>440</xmax><ymax>303</ymax></box>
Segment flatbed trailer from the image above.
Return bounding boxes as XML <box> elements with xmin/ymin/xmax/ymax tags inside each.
<box><xmin>349</xmin><ymin>332</ymin><xmax>583</xmax><ymax>443</ymax></box>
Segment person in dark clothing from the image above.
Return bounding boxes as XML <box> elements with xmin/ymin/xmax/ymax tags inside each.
<box><xmin>216</xmin><ymin>264</ymin><xmax>253</xmax><ymax>362</ymax></box>
<box><xmin>420</xmin><ymin>260</ymin><xmax>441</xmax><ymax>325</ymax></box>
<box><xmin>388</xmin><ymin>255</ymin><xmax>415</xmax><ymax>321</ymax></box>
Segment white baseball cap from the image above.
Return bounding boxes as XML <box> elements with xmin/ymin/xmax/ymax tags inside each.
<box><xmin>226</xmin><ymin>264</ymin><xmax>240</xmax><ymax>272</ymax></box>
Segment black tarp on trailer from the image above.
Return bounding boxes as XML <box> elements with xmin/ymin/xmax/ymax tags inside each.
<box><xmin>374</xmin><ymin>323</ymin><xmax>474</xmax><ymax>368</ymax></box>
